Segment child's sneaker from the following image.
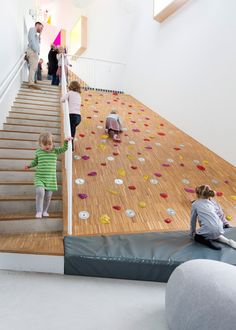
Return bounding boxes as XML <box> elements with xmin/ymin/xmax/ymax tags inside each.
<box><xmin>35</xmin><ymin>212</ymin><xmax>42</xmax><ymax>218</ymax></box>
<box><xmin>43</xmin><ymin>212</ymin><xmax>49</xmax><ymax>217</ymax></box>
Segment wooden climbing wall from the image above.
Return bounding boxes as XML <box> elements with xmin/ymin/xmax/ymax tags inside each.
<box><xmin>71</xmin><ymin>90</ymin><xmax>236</xmax><ymax>236</ymax></box>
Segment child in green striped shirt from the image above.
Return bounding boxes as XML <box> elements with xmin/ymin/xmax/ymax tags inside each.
<box><xmin>25</xmin><ymin>132</ymin><xmax>72</xmax><ymax>218</ymax></box>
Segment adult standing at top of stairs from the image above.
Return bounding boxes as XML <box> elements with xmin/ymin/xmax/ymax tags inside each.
<box><xmin>27</xmin><ymin>22</ymin><xmax>44</xmax><ymax>90</ymax></box>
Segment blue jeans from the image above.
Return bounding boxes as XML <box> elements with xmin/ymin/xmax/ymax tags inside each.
<box><xmin>51</xmin><ymin>74</ymin><xmax>59</xmax><ymax>85</ymax></box>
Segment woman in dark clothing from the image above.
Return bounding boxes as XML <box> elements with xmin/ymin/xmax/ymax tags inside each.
<box><xmin>48</xmin><ymin>44</ymin><xmax>59</xmax><ymax>85</ymax></box>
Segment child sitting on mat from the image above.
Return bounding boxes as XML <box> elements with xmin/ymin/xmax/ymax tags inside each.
<box><xmin>24</xmin><ymin>132</ymin><xmax>72</xmax><ymax>218</ymax></box>
<box><xmin>105</xmin><ymin>109</ymin><xmax>122</xmax><ymax>142</ymax></box>
<box><xmin>190</xmin><ymin>184</ymin><xmax>235</xmax><ymax>250</ymax></box>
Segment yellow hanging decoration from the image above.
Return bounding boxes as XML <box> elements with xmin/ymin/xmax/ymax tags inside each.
<box><xmin>47</xmin><ymin>16</ymin><xmax>51</xmax><ymax>24</ymax></box>
<box><xmin>100</xmin><ymin>214</ymin><xmax>110</xmax><ymax>224</ymax></box>
<box><xmin>118</xmin><ymin>168</ymin><xmax>126</xmax><ymax>177</ymax></box>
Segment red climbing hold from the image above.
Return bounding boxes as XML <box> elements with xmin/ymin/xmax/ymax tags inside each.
<box><xmin>131</xmin><ymin>166</ymin><xmax>138</xmax><ymax>170</ymax></box>
<box><xmin>79</xmin><ymin>134</ymin><xmax>85</xmax><ymax>138</ymax></box>
<box><xmin>128</xmin><ymin>185</ymin><xmax>136</xmax><ymax>190</ymax></box>
<box><xmin>216</xmin><ymin>192</ymin><xmax>223</xmax><ymax>197</ymax></box>
<box><xmin>101</xmin><ymin>162</ymin><xmax>107</xmax><ymax>166</ymax></box>
<box><xmin>113</xmin><ymin>205</ymin><xmax>121</xmax><ymax>211</ymax></box>
<box><xmin>174</xmin><ymin>147</ymin><xmax>181</xmax><ymax>151</ymax></box>
<box><xmin>197</xmin><ymin>165</ymin><xmax>205</xmax><ymax>171</ymax></box>
<box><xmin>164</xmin><ymin>218</ymin><xmax>172</xmax><ymax>224</ymax></box>
<box><xmin>158</xmin><ymin>132</ymin><xmax>165</xmax><ymax>136</ymax></box>
<box><xmin>160</xmin><ymin>193</ymin><xmax>168</xmax><ymax>199</ymax></box>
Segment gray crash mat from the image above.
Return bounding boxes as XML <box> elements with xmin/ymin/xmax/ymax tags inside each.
<box><xmin>64</xmin><ymin>229</ymin><xmax>236</xmax><ymax>282</ymax></box>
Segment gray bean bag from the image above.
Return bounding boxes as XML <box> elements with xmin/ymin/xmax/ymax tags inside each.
<box><xmin>165</xmin><ymin>259</ymin><xmax>236</xmax><ymax>330</ymax></box>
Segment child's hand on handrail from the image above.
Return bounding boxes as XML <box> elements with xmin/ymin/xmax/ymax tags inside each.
<box><xmin>65</xmin><ymin>137</ymin><xmax>73</xmax><ymax>142</ymax></box>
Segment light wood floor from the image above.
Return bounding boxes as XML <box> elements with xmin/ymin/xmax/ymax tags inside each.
<box><xmin>72</xmin><ymin>90</ymin><xmax>236</xmax><ymax>236</ymax></box>
<box><xmin>0</xmin><ymin>232</ymin><xmax>64</xmax><ymax>255</ymax></box>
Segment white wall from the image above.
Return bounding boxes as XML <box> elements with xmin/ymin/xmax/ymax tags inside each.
<box><xmin>71</xmin><ymin>0</ymin><xmax>136</xmax><ymax>90</ymax></box>
<box><xmin>0</xmin><ymin>0</ymin><xmax>34</xmax><ymax>128</ymax></box>
<box><xmin>124</xmin><ymin>0</ymin><xmax>236</xmax><ymax>166</ymax></box>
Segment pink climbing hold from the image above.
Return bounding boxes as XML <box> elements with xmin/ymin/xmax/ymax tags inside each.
<box><xmin>78</xmin><ymin>193</ymin><xmax>88</xmax><ymax>199</ymax></box>
<box><xmin>87</xmin><ymin>172</ymin><xmax>97</xmax><ymax>176</ymax></box>
<box><xmin>162</xmin><ymin>163</ymin><xmax>170</xmax><ymax>167</ymax></box>
<box><xmin>184</xmin><ymin>188</ymin><xmax>195</xmax><ymax>193</ymax></box>
<box><xmin>132</xmin><ymin>128</ymin><xmax>140</xmax><ymax>132</ymax></box>
<box><xmin>216</xmin><ymin>191</ymin><xmax>223</xmax><ymax>197</ymax></box>
<box><xmin>154</xmin><ymin>173</ymin><xmax>162</xmax><ymax>177</ymax></box>
<box><xmin>82</xmin><ymin>155</ymin><xmax>90</xmax><ymax>160</ymax></box>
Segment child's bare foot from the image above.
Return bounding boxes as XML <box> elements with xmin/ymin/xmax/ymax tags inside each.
<box><xmin>43</xmin><ymin>212</ymin><xmax>49</xmax><ymax>217</ymax></box>
<box><xmin>35</xmin><ymin>212</ymin><xmax>42</xmax><ymax>218</ymax></box>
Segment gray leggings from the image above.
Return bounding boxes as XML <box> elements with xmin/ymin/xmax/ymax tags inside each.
<box><xmin>36</xmin><ymin>187</ymin><xmax>53</xmax><ymax>213</ymax></box>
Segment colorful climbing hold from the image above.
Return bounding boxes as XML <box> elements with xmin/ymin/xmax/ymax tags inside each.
<box><xmin>164</xmin><ymin>218</ymin><xmax>172</xmax><ymax>224</ymax></box>
<box><xmin>100</xmin><ymin>214</ymin><xmax>110</xmax><ymax>224</ymax></box>
<box><xmin>184</xmin><ymin>188</ymin><xmax>195</xmax><ymax>193</ymax></box>
<box><xmin>87</xmin><ymin>172</ymin><xmax>97</xmax><ymax>176</ymax></box>
<box><xmin>82</xmin><ymin>155</ymin><xmax>90</xmax><ymax>160</ymax></box>
<box><xmin>138</xmin><ymin>201</ymin><xmax>146</xmax><ymax>208</ymax></box>
<box><xmin>113</xmin><ymin>205</ymin><xmax>121</xmax><ymax>211</ymax></box>
<box><xmin>128</xmin><ymin>185</ymin><xmax>136</xmax><ymax>190</ymax></box>
<box><xmin>78</xmin><ymin>193</ymin><xmax>88</xmax><ymax>199</ymax></box>
<box><xmin>216</xmin><ymin>192</ymin><xmax>223</xmax><ymax>197</ymax></box>
<box><xmin>160</xmin><ymin>193</ymin><xmax>168</xmax><ymax>199</ymax></box>
<box><xmin>226</xmin><ymin>215</ymin><xmax>232</xmax><ymax>221</ymax></box>
<box><xmin>197</xmin><ymin>165</ymin><xmax>206</xmax><ymax>171</ymax></box>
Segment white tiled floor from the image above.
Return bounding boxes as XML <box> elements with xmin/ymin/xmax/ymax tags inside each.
<box><xmin>0</xmin><ymin>270</ymin><xmax>167</xmax><ymax>330</ymax></box>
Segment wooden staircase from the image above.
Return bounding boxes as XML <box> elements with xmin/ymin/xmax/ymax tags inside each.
<box><xmin>0</xmin><ymin>81</ymin><xmax>63</xmax><ymax>234</ymax></box>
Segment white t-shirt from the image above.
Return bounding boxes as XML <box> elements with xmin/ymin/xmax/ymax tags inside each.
<box><xmin>61</xmin><ymin>91</ymin><xmax>81</xmax><ymax>115</ymax></box>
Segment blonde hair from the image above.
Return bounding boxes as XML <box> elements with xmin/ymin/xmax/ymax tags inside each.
<box><xmin>195</xmin><ymin>185</ymin><xmax>215</xmax><ymax>199</ymax></box>
<box><xmin>57</xmin><ymin>46</ymin><xmax>65</xmax><ymax>53</ymax></box>
<box><xmin>69</xmin><ymin>80</ymin><xmax>81</xmax><ymax>93</ymax></box>
<box><xmin>39</xmin><ymin>132</ymin><xmax>53</xmax><ymax>146</ymax></box>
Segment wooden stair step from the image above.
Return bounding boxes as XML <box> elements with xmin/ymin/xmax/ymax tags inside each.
<box><xmin>0</xmin><ymin>213</ymin><xmax>62</xmax><ymax>221</ymax></box>
<box><xmin>0</xmin><ymin>195</ymin><xmax>62</xmax><ymax>201</ymax></box>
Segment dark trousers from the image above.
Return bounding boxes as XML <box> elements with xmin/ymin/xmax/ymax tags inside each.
<box><xmin>69</xmin><ymin>114</ymin><xmax>81</xmax><ymax>138</ymax></box>
<box><xmin>51</xmin><ymin>74</ymin><xmax>59</xmax><ymax>86</ymax></box>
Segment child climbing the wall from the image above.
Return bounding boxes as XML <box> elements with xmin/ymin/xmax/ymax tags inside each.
<box><xmin>61</xmin><ymin>80</ymin><xmax>81</xmax><ymax>151</ymax></box>
<box><xmin>24</xmin><ymin>132</ymin><xmax>72</xmax><ymax>218</ymax></box>
<box><xmin>190</xmin><ymin>184</ymin><xmax>235</xmax><ymax>250</ymax></box>
<box><xmin>105</xmin><ymin>109</ymin><xmax>123</xmax><ymax>142</ymax></box>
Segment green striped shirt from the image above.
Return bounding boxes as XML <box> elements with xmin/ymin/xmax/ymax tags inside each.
<box><xmin>29</xmin><ymin>141</ymin><xmax>68</xmax><ymax>191</ymax></box>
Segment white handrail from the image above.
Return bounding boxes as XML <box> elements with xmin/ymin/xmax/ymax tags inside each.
<box><xmin>68</xmin><ymin>54</ymin><xmax>126</xmax><ymax>66</ymax></box>
<box><xmin>0</xmin><ymin>55</ymin><xmax>26</xmax><ymax>103</ymax></box>
<box><xmin>61</xmin><ymin>55</ymin><xmax>73</xmax><ymax>235</ymax></box>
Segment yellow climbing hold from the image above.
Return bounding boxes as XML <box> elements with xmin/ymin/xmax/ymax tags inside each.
<box><xmin>127</xmin><ymin>154</ymin><xmax>134</xmax><ymax>160</ymax></box>
<box><xmin>203</xmin><ymin>160</ymin><xmax>209</xmax><ymax>165</ymax></box>
<box><xmin>108</xmin><ymin>189</ymin><xmax>119</xmax><ymax>196</ymax></box>
<box><xmin>128</xmin><ymin>145</ymin><xmax>135</xmax><ymax>150</ymax></box>
<box><xmin>98</xmin><ymin>143</ymin><xmax>106</xmax><ymax>151</ymax></box>
<box><xmin>118</xmin><ymin>168</ymin><xmax>126</xmax><ymax>177</ymax></box>
<box><xmin>143</xmin><ymin>175</ymin><xmax>149</xmax><ymax>181</ymax></box>
<box><xmin>178</xmin><ymin>155</ymin><xmax>183</xmax><ymax>160</ymax></box>
<box><xmin>226</xmin><ymin>215</ymin><xmax>232</xmax><ymax>221</ymax></box>
<box><xmin>230</xmin><ymin>196</ymin><xmax>236</xmax><ymax>201</ymax></box>
<box><xmin>149</xmin><ymin>136</ymin><xmax>155</xmax><ymax>139</ymax></box>
<box><xmin>101</xmin><ymin>134</ymin><xmax>109</xmax><ymax>139</ymax></box>
<box><xmin>100</xmin><ymin>214</ymin><xmax>110</xmax><ymax>224</ymax></box>
<box><xmin>139</xmin><ymin>201</ymin><xmax>146</xmax><ymax>208</ymax></box>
